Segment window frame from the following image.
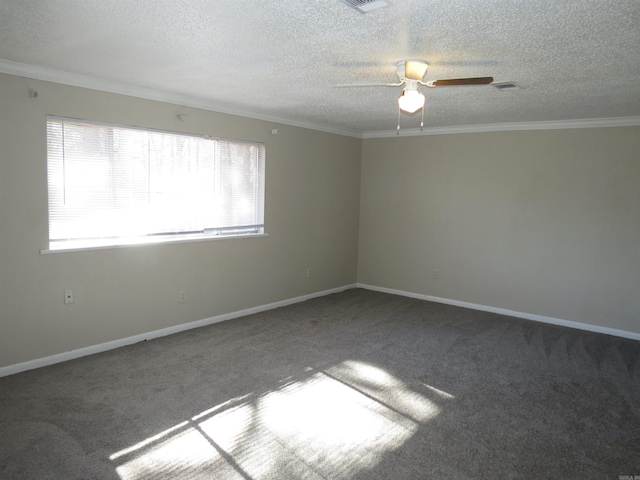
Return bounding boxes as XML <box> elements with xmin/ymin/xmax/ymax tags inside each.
<box><xmin>42</xmin><ymin>116</ymin><xmax>267</xmax><ymax>254</ymax></box>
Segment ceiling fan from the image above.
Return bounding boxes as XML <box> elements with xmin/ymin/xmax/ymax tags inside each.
<box><xmin>336</xmin><ymin>59</ymin><xmax>493</xmax><ymax>132</ymax></box>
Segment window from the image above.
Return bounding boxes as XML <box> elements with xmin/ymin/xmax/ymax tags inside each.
<box><xmin>45</xmin><ymin>116</ymin><xmax>265</xmax><ymax>251</ymax></box>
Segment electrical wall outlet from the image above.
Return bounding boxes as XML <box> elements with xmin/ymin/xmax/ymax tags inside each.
<box><xmin>64</xmin><ymin>289</ymin><xmax>74</xmax><ymax>304</ymax></box>
<box><xmin>178</xmin><ymin>291</ymin><xmax>188</xmax><ymax>303</ymax></box>
<box><xmin>433</xmin><ymin>269</ymin><xmax>439</xmax><ymax>279</ymax></box>
<box><xmin>306</xmin><ymin>268</ymin><xmax>312</xmax><ymax>278</ymax></box>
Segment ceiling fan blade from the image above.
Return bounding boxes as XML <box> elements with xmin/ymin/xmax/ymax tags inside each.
<box><xmin>334</xmin><ymin>82</ymin><xmax>403</xmax><ymax>88</ymax></box>
<box><xmin>428</xmin><ymin>76</ymin><xmax>494</xmax><ymax>87</ymax></box>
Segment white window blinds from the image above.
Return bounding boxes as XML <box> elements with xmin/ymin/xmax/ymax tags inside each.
<box><xmin>46</xmin><ymin>117</ymin><xmax>265</xmax><ymax>250</ymax></box>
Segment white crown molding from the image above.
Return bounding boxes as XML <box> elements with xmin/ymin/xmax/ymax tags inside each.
<box><xmin>0</xmin><ymin>58</ymin><xmax>362</xmax><ymax>138</ymax></box>
<box><xmin>357</xmin><ymin>283</ymin><xmax>640</xmax><ymax>341</ymax></box>
<box><xmin>3</xmin><ymin>58</ymin><xmax>639</xmax><ymax>139</ymax></box>
<box><xmin>362</xmin><ymin>116</ymin><xmax>640</xmax><ymax>138</ymax></box>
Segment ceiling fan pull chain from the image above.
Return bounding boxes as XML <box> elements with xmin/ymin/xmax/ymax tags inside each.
<box><xmin>420</xmin><ymin>106</ymin><xmax>424</xmax><ymax>132</ymax></box>
<box><xmin>397</xmin><ymin>105</ymin><xmax>401</xmax><ymax>135</ymax></box>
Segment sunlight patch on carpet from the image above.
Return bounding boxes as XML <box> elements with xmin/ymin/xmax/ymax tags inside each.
<box><xmin>111</xmin><ymin>361</ymin><xmax>447</xmax><ymax>479</ymax></box>
<box><xmin>325</xmin><ymin>360</ymin><xmax>445</xmax><ymax>422</ymax></box>
<box><xmin>259</xmin><ymin>371</ymin><xmax>421</xmax><ymax>470</ymax></box>
<box><xmin>113</xmin><ymin>424</ymin><xmax>223</xmax><ymax>480</ymax></box>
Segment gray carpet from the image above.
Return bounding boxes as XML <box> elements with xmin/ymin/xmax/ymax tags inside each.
<box><xmin>1</xmin><ymin>288</ymin><xmax>639</xmax><ymax>479</ymax></box>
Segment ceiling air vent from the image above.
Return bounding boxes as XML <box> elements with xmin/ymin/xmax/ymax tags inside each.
<box><xmin>493</xmin><ymin>82</ymin><xmax>518</xmax><ymax>90</ymax></box>
<box><xmin>339</xmin><ymin>0</ymin><xmax>389</xmax><ymax>13</ymax></box>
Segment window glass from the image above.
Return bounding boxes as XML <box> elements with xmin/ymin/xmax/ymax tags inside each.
<box><xmin>46</xmin><ymin>117</ymin><xmax>265</xmax><ymax>250</ymax></box>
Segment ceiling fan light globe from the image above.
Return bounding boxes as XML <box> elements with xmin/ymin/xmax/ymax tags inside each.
<box><xmin>398</xmin><ymin>89</ymin><xmax>425</xmax><ymax>113</ymax></box>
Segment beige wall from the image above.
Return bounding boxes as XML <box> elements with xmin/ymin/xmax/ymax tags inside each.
<box><xmin>0</xmin><ymin>73</ymin><xmax>362</xmax><ymax>368</ymax></box>
<box><xmin>2</xmin><ymin>69</ymin><xmax>639</xmax><ymax>370</ymax></box>
<box><xmin>358</xmin><ymin>128</ymin><xmax>640</xmax><ymax>334</ymax></box>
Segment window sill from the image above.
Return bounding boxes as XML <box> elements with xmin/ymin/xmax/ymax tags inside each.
<box><xmin>40</xmin><ymin>232</ymin><xmax>269</xmax><ymax>255</ymax></box>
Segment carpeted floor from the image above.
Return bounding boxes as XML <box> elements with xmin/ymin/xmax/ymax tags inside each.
<box><xmin>1</xmin><ymin>288</ymin><xmax>639</xmax><ymax>479</ymax></box>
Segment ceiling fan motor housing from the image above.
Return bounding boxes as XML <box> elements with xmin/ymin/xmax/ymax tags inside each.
<box><xmin>396</xmin><ymin>60</ymin><xmax>429</xmax><ymax>81</ymax></box>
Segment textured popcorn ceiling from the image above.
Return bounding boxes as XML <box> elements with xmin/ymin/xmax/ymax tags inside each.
<box><xmin>0</xmin><ymin>0</ymin><xmax>639</xmax><ymax>135</ymax></box>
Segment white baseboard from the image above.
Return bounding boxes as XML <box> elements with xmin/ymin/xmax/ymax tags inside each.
<box><xmin>0</xmin><ymin>284</ymin><xmax>356</xmax><ymax>378</ymax></box>
<box><xmin>4</xmin><ymin>282</ymin><xmax>637</xmax><ymax>378</ymax></box>
<box><xmin>357</xmin><ymin>283</ymin><xmax>640</xmax><ymax>341</ymax></box>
